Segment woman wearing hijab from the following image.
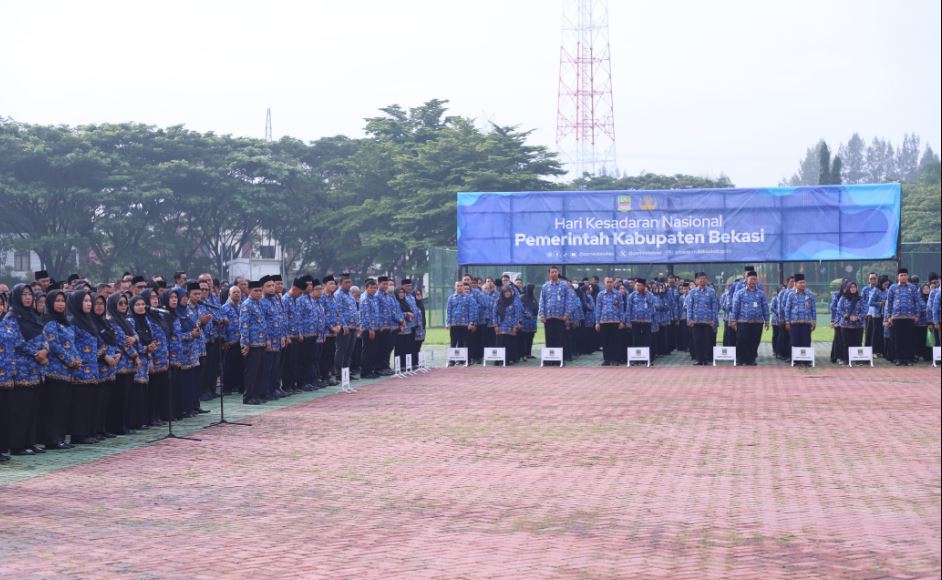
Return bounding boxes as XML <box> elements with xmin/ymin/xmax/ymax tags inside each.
<box><xmin>837</xmin><ymin>281</ymin><xmax>866</xmax><ymax>357</ymax></box>
<box><xmin>394</xmin><ymin>287</ymin><xmax>414</xmax><ymax>372</ymax></box>
<box><xmin>4</xmin><ymin>284</ymin><xmax>49</xmax><ymax>455</ymax></box>
<box><xmin>867</xmin><ymin>276</ymin><xmax>890</xmax><ymax>357</ymax></box>
<box><xmin>520</xmin><ymin>284</ymin><xmax>538</xmax><ymax>360</ymax></box>
<box><xmin>830</xmin><ymin>280</ymin><xmax>850</xmax><ymax>364</ymax></box>
<box><xmin>67</xmin><ymin>290</ymin><xmax>103</xmax><ymax>444</ymax></box>
<box><xmin>0</xmin><ymin>294</ymin><xmax>17</xmax><ymax>462</ymax></box>
<box><xmin>142</xmin><ymin>288</ymin><xmax>170</xmax><ymax>425</ymax></box>
<box><xmin>492</xmin><ymin>285</ymin><xmax>520</xmax><ymax>364</ymax></box>
<box><xmin>413</xmin><ymin>289</ymin><xmax>427</xmax><ymax>359</ymax></box>
<box><xmin>126</xmin><ymin>295</ymin><xmax>153</xmax><ymax>428</ymax></box>
<box><xmin>106</xmin><ymin>293</ymin><xmax>140</xmax><ymax>434</ymax></box>
<box><xmin>915</xmin><ymin>283</ymin><xmax>931</xmax><ymax>361</ymax></box>
<box><xmin>160</xmin><ymin>288</ymin><xmax>185</xmax><ymax>419</ymax></box>
<box><xmin>41</xmin><ymin>289</ymin><xmax>80</xmax><ymax>449</ymax></box>
<box><xmin>92</xmin><ymin>293</ymin><xmax>120</xmax><ymax>439</ymax></box>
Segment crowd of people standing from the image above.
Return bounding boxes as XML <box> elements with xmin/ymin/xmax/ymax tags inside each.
<box><xmin>0</xmin><ymin>270</ymin><xmax>427</xmax><ymax>464</ymax></box>
<box><xmin>445</xmin><ymin>266</ymin><xmax>941</xmax><ymax>368</ymax></box>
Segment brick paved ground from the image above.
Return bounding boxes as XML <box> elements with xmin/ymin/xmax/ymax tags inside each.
<box><xmin>1</xmin><ymin>346</ymin><xmax>939</xmax><ymax>578</ymax></box>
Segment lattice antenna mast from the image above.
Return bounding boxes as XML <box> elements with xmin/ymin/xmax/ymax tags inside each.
<box><xmin>265</xmin><ymin>107</ymin><xmax>273</xmax><ymax>142</ymax></box>
<box><xmin>555</xmin><ymin>0</ymin><xmax>616</xmax><ymax>177</ymax></box>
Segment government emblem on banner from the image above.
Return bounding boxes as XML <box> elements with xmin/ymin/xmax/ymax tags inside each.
<box><xmin>617</xmin><ymin>194</ymin><xmax>632</xmax><ymax>212</ymax></box>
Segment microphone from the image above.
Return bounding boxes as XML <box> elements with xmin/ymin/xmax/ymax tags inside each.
<box><xmin>197</xmin><ymin>300</ymin><xmax>221</xmax><ymax>311</ymax></box>
<box><xmin>149</xmin><ymin>306</ymin><xmax>171</xmax><ymax>315</ymax></box>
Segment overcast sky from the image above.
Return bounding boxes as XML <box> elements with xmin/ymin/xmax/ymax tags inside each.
<box><xmin>3</xmin><ymin>0</ymin><xmax>940</xmax><ymax>186</ymax></box>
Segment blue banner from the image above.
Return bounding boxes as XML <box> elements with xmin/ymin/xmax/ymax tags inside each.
<box><xmin>457</xmin><ymin>184</ymin><xmax>901</xmax><ymax>265</ymax></box>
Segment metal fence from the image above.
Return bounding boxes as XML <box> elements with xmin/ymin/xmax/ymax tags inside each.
<box><xmin>424</xmin><ymin>243</ymin><xmax>941</xmax><ymax>328</ymax></box>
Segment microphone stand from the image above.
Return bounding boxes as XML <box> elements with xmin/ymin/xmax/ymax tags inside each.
<box><xmin>149</xmin><ymin>368</ymin><xmax>200</xmax><ymax>443</ymax></box>
<box><xmin>205</xmin><ymin>342</ymin><xmax>251</xmax><ymax>428</ymax></box>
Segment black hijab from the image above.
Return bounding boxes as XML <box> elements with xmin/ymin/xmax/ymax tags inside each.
<box><xmin>5</xmin><ymin>283</ymin><xmax>45</xmax><ymax>340</ymax></box>
<box><xmin>522</xmin><ymin>284</ymin><xmax>537</xmax><ymax>314</ymax></box>
<box><xmin>92</xmin><ymin>293</ymin><xmax>117</xmax><ymax>347</ymax></box>
<box><xmin>845</xmin><ymin>282</ymin><xmax>861</xmax><ymax>309</ymax></box>
<box><xmin>68</xmin><ymin>290</ymin><xmax>99</xmax><ymax>338</ymax></box>
<box><xmin>142</xmin><ymin>288</ymin><xmax>171</xmax><ymax>336</ymax></box>
<box><xmin>129</xmin><ymin>295</ymin><xmax>154</xmax><ymax>345</ymax></box>
<box><xmin>396</xmin><ymin>289</ymin><xmax>411</xmax><ymax>316</ymax></box>
<box><xmin>42</xmin><ymin>289</ymin><xmax>70</xmax><ymax>327</ymax></box>
<box><xmin>106</xmin><ymin>292</ymin><xmax>136</xmax><ymax>337</ymax></box>
<box><xmin>497</xmin><ymin>285</ymin><xmax>515</xmax><ymax>320</ymax></box>
<box><xmin>159</xmin><ymin>288</ymin><xmax>183</xmax><ymax>336</ymax></box>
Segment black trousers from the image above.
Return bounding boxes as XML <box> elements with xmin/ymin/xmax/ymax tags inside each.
<box><xmin>723</xmin><ymin>321</ymin><xmax>737</xmax><ymax>347</ymax></box>
<box><xmin>522</xmin><ymin>331</ymin><xmax>535</xmax><ymax>358</ymax></box>
<box><xmin>222</xmin><ymin>343</ymin><xmax>243</xmax><ymax>393</ymax></box>
<box><xmin>260</xmin><ymin>351</ymin><xmax>276</xmax><ymax>396</ymax></box>
<box><xmin>334</xmin><ymin>329</ymin><xmax>356</xmax><ymax>373</ymax></box>
<box><xmin>242</xmin><ymin>347</ymin><xmax>265</xmax><ymax>401</ymax></box>
<box><xmin>281</xmin><ymin>340</ymin><xmax>300</xmax><ymax>390</ymax></box>
<box><xmin>868</xmin><ymin>317</ymin><xmax>885</xmax><ymax>354</ymax></box>
<box><xmin>69</xmin><ymin>382</ymin><xmax>97</xmax><ymax>441</ymax></box>
<box><xmin>789</xmin><ymin>323</ymin><xmax>812</xmax><ymax>349</ymax></box>
<box><xmin>468</xmin><ymin>325</ymin><xmax>484</xmax><ymax>361</ymax></box>
<box><xmin>297</xmin><ymin>338</ymin><xmax>316</xmax><ymax>386</ymax></box>
<box><xmin>842</xmin><ymin>327</ymin><xmax>863</xmax><ymax>349</ymax></box>
<box><xmin>892</xmin><ymin>318</ymin><xmax>915</xmax><ymax>362</ymax></box>
<box><xmin>361</xmin><ymin>333</ymin><xmax>380</xmax><ymax>376</ymax></box>
<box><xmin>94</xmin><ymin>380</ymin><xmax>111</xmax><ymax>435</ymax></box>
<box><xmin>128</xmin><ymin>378</ymin><xmax>149</xmax><ymax>429</ymax></box>
<box><xmin>735</xmin><ymin>322</ymin><xmax>762</xmax><ymax>364</ymax></box>
<box><xmin>599</xmin><ymin>322</ymin><xmax>620</xmax><ymax>363</ymax></box>
<box><xmin>691</xmin><ymin>323</ymin><xmax>713</xmax><ymax>364</ymax></box>
<box><xmin>544</xmin><ymin>318</ymin><xmax>566</xmax><ymax>349</ymax></box>
<box><xmin>351</xmin><ymin>337</ymin><xmax>363</xmax><ymax>371</ymax></box>
<box><xmin>320</xmin><ymin>335</ymin><xmax>336</xmax><ymax>378</ymax></box>
<box><xmin>107</xmin><ymin>373</ymin><xmax>132</xmax><ymax>435</ymax></box>
<box><xmin>149</xmin><ymin>370</ymin><xmax>169</xmax><ymax>423</ymax></box>
<box><xmin>394</xmin><ymin>332</ymin><xmax>414</xmax><ymax>371</ymax></box>
<box><xmin>631</xmin><ymin>322</ymin><xmax>652</xmax><ymax>350</ymax></box>
<box><xmin>381</xmin><ymin>330</ymin><xmax>396</xmax><ymax>370</ymax></box>
<box><xmin>7</xmin><ymin>385</ymin><xmax>37</xmax><ymax>451</ymax></box>
<box><xmin>449</xmin><ymin>325</ymin><xmax>469</xmax><ymax>347</ymax></box>
<box><xmin>495</xmin><ymin>333</ymin><xmax>515</xmax><ymax>364</ymax></box>
<box><xmin>40</xmin><ymin>377</ymin><xmax>72</xmax><ymax>446</ymax></box>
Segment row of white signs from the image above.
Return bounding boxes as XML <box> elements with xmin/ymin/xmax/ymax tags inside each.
<box><xmin>445</xmin><ymin>346</ymin><xmax>942</xmax><ymax>368</ymax></box>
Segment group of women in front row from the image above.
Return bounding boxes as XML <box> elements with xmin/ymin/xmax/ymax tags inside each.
<box><xmin>1</xmin><ymin>283</ymin><xmax>202</xmax><ymax>463</ymax></box>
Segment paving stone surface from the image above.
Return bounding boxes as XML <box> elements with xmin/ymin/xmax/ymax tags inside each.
<box><xmin>0</xmin><ymin>347</ymin><xmax>939</xmax><ymax>579</ymax></box>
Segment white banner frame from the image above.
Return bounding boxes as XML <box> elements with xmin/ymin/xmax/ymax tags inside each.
<box><xmin>933</xmin><ymin>346</ymin><xmax>940</xmax><ymax>368</ymax></box>
<box><xmin>847</xmin><ymin>346</ymin><xmax>873</xmax><ymax>367</ymax></box>
<box><xmin>791</xmin><ymin>346</ymin><xmax>815</xmax><ymax>367</ymax></box>
<box><xmin>541</xmin><ymin>347</ymin><xmax>564</xmax><ymax>367</ymax></box>
<box><xmin>713</xmin><ymin>346</ymin><xmax>737</xmax><ymax>366</ymax></box>
<box><xmin>446</xmin><ymin>347</ymin><xmax>469</xmax><ymax>367</ymax></box>
<box><xmin>483</xmin><ymin>347</ymin><xmax>507</xmax><ymax>367</ymax></box>
<box><xmin>627</xmin><ymin>347</ymin><xmax>650</xmax><ymax>367</ymax></box>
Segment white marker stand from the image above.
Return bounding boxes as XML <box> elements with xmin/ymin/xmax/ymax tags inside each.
<box><xmin>541</xmin><ymin>347</ymin><xmax>564</xmax><ymax>367</ymax></box>
<box><xmin>340</xmin><ymin>367</ymin><xmax>355</xmax><ymax>393</ymax></box>
<box><xmin>933</xmin><ymin>346</ymin><xmax>940</xmax><ymax>368</ymax></box>
<box><xmin>483</xmin><ymin>347</ymin><xmax>506</xmax><ymax>367</ymax></box>
<box><xmin>405</xmin><ymin>354</ymin><xmax>415</xmax><ymax>376</ymax></box>
<box><xmin>394</xmin><ymin>357</ymin><xmax>406</xmax><ymax>378</ymax></box>
<box><xmin>416</xmin><ymin>352</ymin><xmax>430</xmax><ymax>373</ymax></box>
<box><xmin>446</xmin><ymin>347</ymin><xmax>469</xmax><ymax>367</ymax></box>
<box><xmin>791</xmin><ymin>346</ymin><xmax>815</xmax><ymax>367</ymax></box>
<box><xmin>713</xmin><ymin>346</ymin><xmax>737</xmax><ymax>366</ymax></box>
<box><xmin>847</xmin><ymin>346</ymin><xmax>873</xmax><ymax>367</ymax></box>
<box><xmin>627</xmin><ymin>347</ymin><xmax>650</xmax><ymax>367</ymax></box>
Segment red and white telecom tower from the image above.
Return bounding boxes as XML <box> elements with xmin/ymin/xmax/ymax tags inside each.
<box><xmin>555</xmin><ymin>0</ymin><xmax>616</xmax><ymax>177</ymax></box>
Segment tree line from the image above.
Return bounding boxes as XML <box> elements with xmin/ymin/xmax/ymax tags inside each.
<box><xmin>783</xmin><ymin>133</ymin><xmax>941</xmax><ymax>243</ymax></box>
<box><xmin>0</xmin><ymin>99</ymin><xmax>732</xmax><ymax>281</ymax></box>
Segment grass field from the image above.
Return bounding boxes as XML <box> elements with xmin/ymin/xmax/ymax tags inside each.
<box><xmin>422</xmin><ymin>316</ymin><xmax>837</xmax><ymax>345</ymax></box>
